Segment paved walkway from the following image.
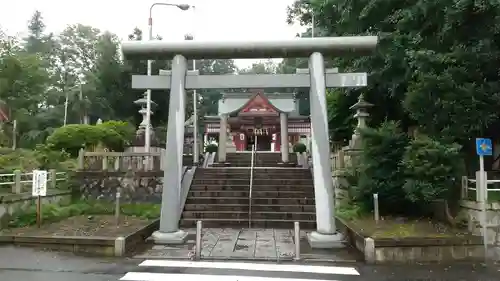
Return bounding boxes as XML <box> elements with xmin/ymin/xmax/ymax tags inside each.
<box><xmin>135</xmin><ymin>228</ymin><xmax>360</xmax><ymax>262</ymax></box>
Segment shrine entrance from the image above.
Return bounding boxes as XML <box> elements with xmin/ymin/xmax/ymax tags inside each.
<box><xmin>247</xmin><ymin>133</ymin><xmax>272</xmax><ymax>151</ymax></box>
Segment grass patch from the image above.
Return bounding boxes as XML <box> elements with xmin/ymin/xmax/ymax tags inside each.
<box><xmin>336</xmin><ymin>204</ymin><xmax>364</xmax><ymax>221</ymax></box>
<box><xmin>8</xmin><ymin>200</ymin><xmax>160</xmax><ymax>228</ymax></box>
<box><xmin>466</xmin><ymin>189</ymin><xmax>500</xmax><ymax>202</ymax></box>
<box><xmin>336</xmin><ymin>203</ymin><xmax>470</xmax><ymax>238</ymax></box>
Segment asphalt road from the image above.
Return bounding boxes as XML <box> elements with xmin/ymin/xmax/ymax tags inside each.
<box><xmin>0</xmin><ymin>246</ymin><xmax>499</xmax><ymax>281</ymax></box>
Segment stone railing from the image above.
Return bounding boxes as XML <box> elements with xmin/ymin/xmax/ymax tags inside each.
<box><xmin>77</xmin><ymin>150</ymin><xmax>162</xmax><ymax>172</ymax></box>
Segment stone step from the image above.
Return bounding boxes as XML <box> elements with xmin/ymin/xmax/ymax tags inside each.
<box><xmin>225</xmin><ymin>160</ymin><xmax>296</xmax><ymax>164</ymax></box>
<box><xmin>252</xmin><ymin>204</ymin><xmax>316</xmax><ymax>212</ymax></box>
<box><xmin>185</xmin><ymin>197</ymin><xmax>315</xmax><ymax>205</ymax></box>
<box><xmin>190</xmin><ymin>184</ymin><xmax>314</xmax><ymax>191</ymax></box>
<box><xmin>179</xmin><ymin>218</ymin><xmax>316</xmax><ymax>229</ymax></box>
<box><xmin>252</xmin><ymin>211</ymin><xmax>315</xmax><ymax>220</ymax></box>
<box><xmin>184</xmin><ymin>204</ymin><xmax>315</xmax><ymax>213</ymax></box>
<box><xmin>184</xmin><ymin>204</ymin><xmax>249</xmax><ymax>212</ymax></box>
<box><xmin>192</xmin><ymin>178</ymin><xmax>313</xmax><ymax>185</ymax></box>
<box><xmin>226</xmin><ymin>154</ymin><xmax>297</xmax><ymax>159</ymax></box>
<box><xmin>182</xmin><ymin>211</ymin><xmax>315</xmax><ymax>221</ymax></box>
<box><xmin>195</xmin><ymin>173</ymin><xmax>312</xmax><ymax>179</ymax></box>
<box><xmin>188</xmin><ymin>190</ymin><xmax>315</xmax><ymax>198</ymax></box>
<box><xmin>224</xmin><ymin>162</ymin><xmax>299</xmax><ymax>166</ymax></box>
<box><xmin>199</xmin><ymin>168</ymin><xmax>309</xmax><ymax>172</ymax></box>
<box><xmin>182</xmin><ymin>210</ymin><xmax>249</xmax><ymax>220</ymax></box>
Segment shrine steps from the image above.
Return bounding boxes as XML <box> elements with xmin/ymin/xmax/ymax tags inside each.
<box><xmin>180</xmin><ymin>167</ymin><xmax>316</xmax><ymax>229</ymax></box>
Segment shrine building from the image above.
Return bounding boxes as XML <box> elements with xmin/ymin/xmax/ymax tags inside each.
<box><xmin>203</xmin><ymin>90</ymin><xmax>311</xmax><ymax>152</ymax></box>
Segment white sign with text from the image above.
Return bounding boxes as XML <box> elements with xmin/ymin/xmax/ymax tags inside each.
<box><xmin>32</xmin><ymin>170</ymin><xmax>47</xmax><ymax>197</ymax></box>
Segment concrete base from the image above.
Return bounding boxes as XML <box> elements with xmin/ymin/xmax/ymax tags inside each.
<box><xmin>150</xmin><ymin>229</ymin><xmax>188</xmax><ymax>245</ymax></box>
<box><xmin>307</xmin><ymin>231</ymin><xmax>346</xmax><ymax>249</ymax></box>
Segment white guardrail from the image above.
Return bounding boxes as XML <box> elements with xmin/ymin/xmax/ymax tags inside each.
<box><xmin>462</xmin><ymin>172</ymin><xmax>500</xmax><ymax>201</ymax></box>
<box><xmin>0</xmin><ymin>170</ymin><xmax>67</xmax><ymax>194</ymax></box>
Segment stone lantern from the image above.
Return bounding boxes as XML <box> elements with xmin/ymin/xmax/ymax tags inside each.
<box><xmin>133</xmin><ymin>92</ymin><xmax>157</xmax><ymax>147</ymax></box>
<box><xmin>349</xmin><ymin>93</ymin><xmax>373</xmax><ymax>149</ymax></box>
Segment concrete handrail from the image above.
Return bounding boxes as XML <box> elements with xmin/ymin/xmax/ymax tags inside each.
<box><xmin>178</xmin><ymin>166</ymin><xmax>197</xmax><ymax>222</ymax></box>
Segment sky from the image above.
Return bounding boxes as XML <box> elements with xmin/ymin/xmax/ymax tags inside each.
<box><xmin>0</xmin><ymin>0</ymin><xmax>307</xmax><ymax>68</ymax></box>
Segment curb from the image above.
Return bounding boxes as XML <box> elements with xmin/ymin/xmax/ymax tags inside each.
<box><xmin>132</xmin><ymin>255</ymin><xmax>360</xmax><ymax>264</ymax></box>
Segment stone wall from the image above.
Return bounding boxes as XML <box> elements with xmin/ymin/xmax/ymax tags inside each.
<box><xmin>460</xmin><ymin>200</ymin><xmax>500</xmax><ymax>257</ymax></box>
<box><xmin>0</xmin><ymin>190</ymin><xmax>72</xmax><ymax>229</ymax></box>
<box><xmin>337</xmin><ymin>217</ymin><xmax>485</xmax><ymax>263</ymax></box>
<box><xmin>76</xmin><ymin>171</ymin><xmax>164</xmax><ymax>203</ymax></box>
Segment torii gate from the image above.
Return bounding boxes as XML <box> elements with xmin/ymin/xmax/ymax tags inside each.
<box><xmin>121</xmin><ymin>36</ymin><xmax>378</xmax><ymax>248</ymax></box>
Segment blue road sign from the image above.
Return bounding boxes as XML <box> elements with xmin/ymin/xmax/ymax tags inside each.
<box><xmin>476</xmin><ymin>138</ymin><xmax>493</xmax><ymax>156</ymax></box>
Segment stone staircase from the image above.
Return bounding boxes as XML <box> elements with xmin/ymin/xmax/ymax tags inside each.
<box><xmin>217</xmin><ymin>152</ymin><xmax>298</xmax><ymax>167</ymax></box>
<box><xmin>180</xmin><ymin>167</ymin><xmax>316</xmax><ymax>229</ymax></box>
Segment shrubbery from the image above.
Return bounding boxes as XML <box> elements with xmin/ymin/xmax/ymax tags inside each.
<box><xmin>402</xmin><ymin>136</ymin><xmax>463</xmax><ymax>204</ymax></box>
<box><xmin>205</xmin><ymin>143</ymin><xmax>218</xmax><ymax>153</ymax></box>
<box><xmin>9</xmin><ymin>200</ymin><xmax>161</xmax><ymax>228</ymax></box>
<box><xmin>293</xmin><ymin>142</ymin><xmax>307</xmax><ymax>153</ymax></box>
<box><xmin>353</xmin><ymin>121</ymin><xmax>410</xmax><ymax>214</ymax></box>
<box><xmin>352</xmin><ymin>121</ymin><xmax>464</xmax><ymax>216</ymax></box>
<box><xmin>46</xmin><ymin>121</ymin><xmax>135</xmax><ymax>156</ymax></box>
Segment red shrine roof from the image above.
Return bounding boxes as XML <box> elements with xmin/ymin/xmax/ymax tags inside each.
<box><xmin>237</xmin><ymin>92</ymin><xmax>280</xmax><ymax>116</ymax></box>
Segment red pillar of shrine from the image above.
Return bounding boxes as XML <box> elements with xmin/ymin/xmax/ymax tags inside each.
<box><xmin>235</xmin><ymin>132</ymin><xmax>247</xmax><ymax>151</ymax></box>
<box><xmin>273</xmin><ymin>133</ymin><xmax>281</xmax><ymax>152</ymax></box>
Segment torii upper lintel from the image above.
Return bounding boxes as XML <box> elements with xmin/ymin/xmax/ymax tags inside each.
<box><xmin>121</xmin><ymin>36</ymin><xmax>378</xmax><ymax>60</ymax></box>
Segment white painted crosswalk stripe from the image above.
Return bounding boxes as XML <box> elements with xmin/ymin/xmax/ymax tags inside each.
<box><xmin>120</xmin><ymin>272</ymin><xmax>343</xmax><ymax>281</ymax></box>
<box><xmin>139</xmin><ymin>259</ymin><xmax>360</xmax><ymax>275</ymax></box>
<box><xmin>120</xmin><ymin>259</ymin><xmax>361</xmax><ymax>281</ymax></box>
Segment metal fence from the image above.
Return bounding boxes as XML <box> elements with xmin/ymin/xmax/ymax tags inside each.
<box><xmin>462</xmin><ymin>172</ymin><xmax>500</xmax><ymax>201</ymax></box>
<box><xmin>0</xmin><ymin>170</ymin><xmax>67</xmax><ymax>194</ymax></box>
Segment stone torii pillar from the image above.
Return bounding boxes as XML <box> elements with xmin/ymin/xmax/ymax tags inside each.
<box><xmin>280</xmin><ymin>112</ymin><xmax>289</xmax><ymax>162</ymax></box>
<box><xmin>121</xmin><ymin>36</ymin><xmax>378</xmax><ymax>246</ymax></box>
<box><xmin>218</xmin><ymin>113</ymin><xmax>228</xmax><ymax>162</ymax></box>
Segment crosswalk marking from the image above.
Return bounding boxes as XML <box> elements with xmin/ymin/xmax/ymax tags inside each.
<box><xmin>120</xmin><ymin>272</ymin><xmax>343</xmax><ymax>281</ymax></box>
<box><xmin>139</xmin><ymin>259</ymin><xmax>360</xmax><ymax>276</ymax></box>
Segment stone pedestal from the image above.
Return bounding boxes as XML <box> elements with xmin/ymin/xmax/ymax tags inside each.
<box><xmin>333</xmin><ymin>169</ymin><xmax>350</xmax><ymax>207</ymax></box>
<box><xmin>151</xmin><ymin>229</ymin><xmax>188</xmax><ymax>245</ymax></box>
<box><xmin>307</xmin><ymin>231</ymin><xmax>345</xmax><ymax>248</ymax></box>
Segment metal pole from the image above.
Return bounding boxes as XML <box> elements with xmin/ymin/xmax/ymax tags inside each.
<box><xmin>479</xmin><ymin>155</ymin><xmax>488</xmax><ymax>262</ymax></box>
<box><xmin>192</xmin><ymin>52</ymin><xmax>199</xmax><ymax>164</ymax></box>
<box><xmin>294</xmin><ymin>221</ymin><xmax>301</xmax><ymax>261</ymax></box>
<box><xmin>145</xmin><ymin>15</ymin><xmax>153</xmax><ymax>154</ymax></box>
<box><xmin>373</xmin><ymin>193</ymin><xmax>380</xmax><ymax>223</ymax></box>
<box><xmin>311</xmin><ymin>12</ymin><xmax>315</xmax><ymax>38</ymax></box>
<box><xmin>146</xmin><ymin>3</ymin><xmax>192</xmax><ymax>153</ymax></box>
<box><xmin>115</xmin><ymin>188</ymin><xmax>121</xmax><ymax>225</ymax></box>
<box><xmin>195</xmin><ymin>220</ymin><xmax>202</xmax><ymax>260</ymax></box>
<box><xmin>63</xmin><ymin>89</ymin><xmax>69</xmax><ymax>126</ymax></box>
<box><xmin>11</xmin><ymin>119</ymin><xmax>16</xmax><ymax>150</ymax></box>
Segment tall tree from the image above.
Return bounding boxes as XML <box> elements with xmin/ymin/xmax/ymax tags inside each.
<box><xmin>287</xmin><ymin>0</ymin><xmax>500</xmax><ymax>151</ymax></box>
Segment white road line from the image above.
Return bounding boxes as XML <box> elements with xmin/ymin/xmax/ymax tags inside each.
<box><xmin>120</xmin><ymin>272</ymin><xmax>343</xmax><ymax>281</ymax></box>
<box><xmin>139</xmin><ymin>260</ymin><xmax>360</xmax><ymax>276</ymax></box>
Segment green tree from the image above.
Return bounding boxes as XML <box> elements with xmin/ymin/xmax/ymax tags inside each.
<box><xmin>286</xmin><ymin>0</ymin><xmax>500</xmax><ymax>152</ymax></box>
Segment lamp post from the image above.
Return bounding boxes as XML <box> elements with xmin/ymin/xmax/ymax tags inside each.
<box><xmin>184</xmin><ymin>33</ymin><xmax>199</xmax><ymax>164</ymax></box>
<box><xmin>63</xmin><ymin>84</ymin><xmax>83</xmax><ymax>126</ymax></box>
<box><xmin>146</xmin><ymin>2</ymin><xmax>193</xmax><ymax>153</ymax></box>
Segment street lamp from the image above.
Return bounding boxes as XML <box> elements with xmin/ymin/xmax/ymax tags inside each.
<box><xmin>63</xmin><ymin>84</ymin><xmax>83</xmax><ymax>126</ymax></box>
<box><xmin>183</xmin><ymin>33</ymin><xmax>199</xmax><ymax>164</ymax></box>
<box><xmin>145</xmin><ymin>2</ymin><xmax>194</xmax><ymax>153</ymax></box>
